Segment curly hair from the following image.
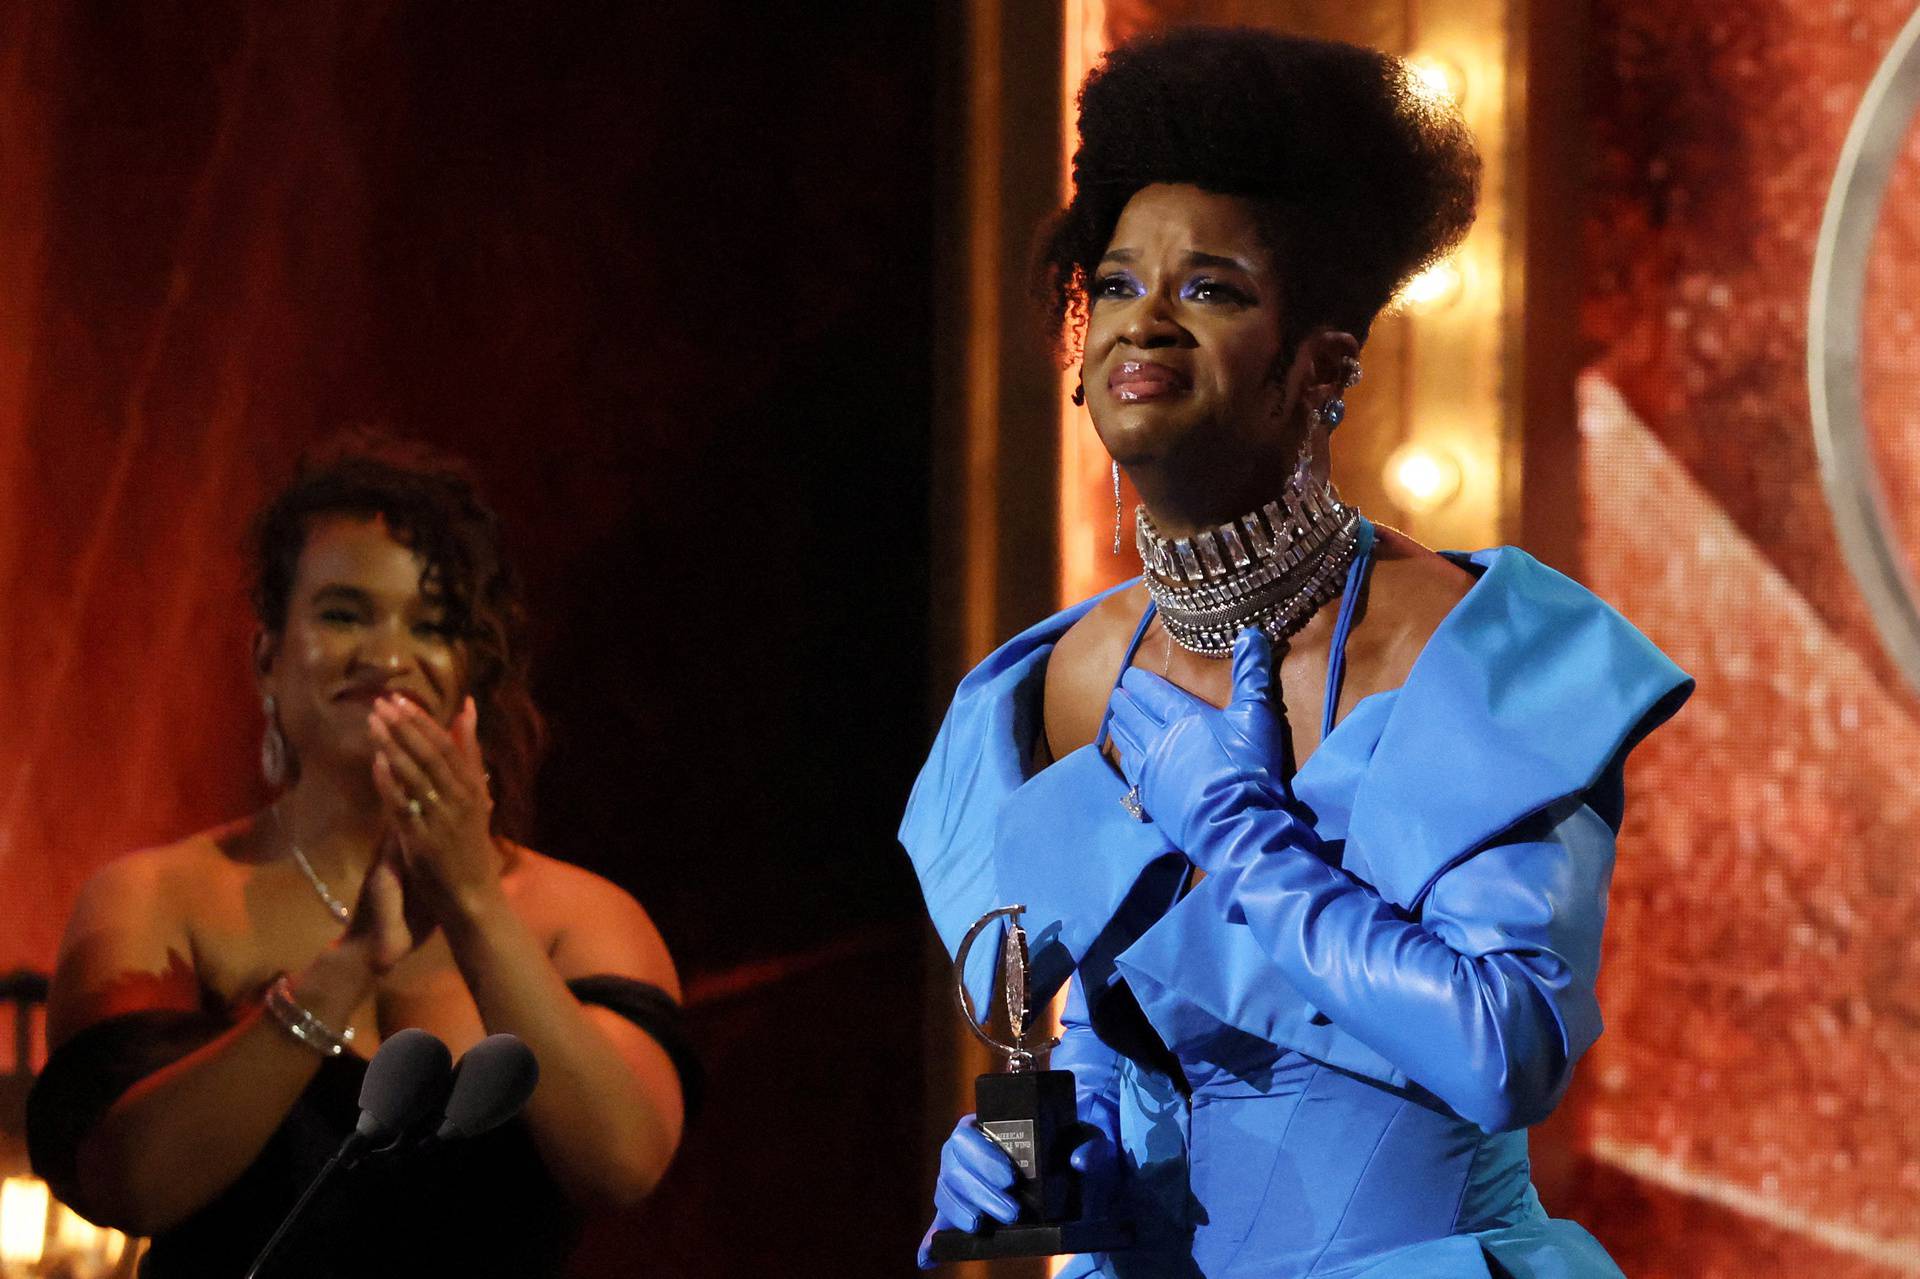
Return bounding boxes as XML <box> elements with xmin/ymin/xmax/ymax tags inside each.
<box><xmin>1037</xmin><ymin>26</ymin><xmax>1481</xmax><ymax>361</ymax></box>
<box><xmin>250</xmin><ymin>432</ymin><xmax>545</xmax><ymax>839</ymax></box>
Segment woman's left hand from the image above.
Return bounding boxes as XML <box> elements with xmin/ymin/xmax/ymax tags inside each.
<box><xmin>369</xmin><ymin>694</ymin><xmax>501</xmax><ymax>922</ymax></box>
<box><xmin>1105</xmin><ymin>628</ymin><xmax>1320</xmax><ymax>872</ymax></box>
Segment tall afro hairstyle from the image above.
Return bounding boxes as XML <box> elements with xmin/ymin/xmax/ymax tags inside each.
<box><xmin>1038</xmin><ymin>26</ymin><xmax>1481</xmax><ymax>361</ymax></box>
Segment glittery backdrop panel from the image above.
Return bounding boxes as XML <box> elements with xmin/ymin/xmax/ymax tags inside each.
<box><xmin>1582</xmin><ymin>2</ymin><xmax>1920</xmax><ymax>1271</ymax></box>
<box><xmin>1584</xmin><ymin>0</ymin><xmax>1920</xmax><ymax>712</ymax></box>
<box><xmin>1583</xmin><ymin>379</ymin><xmax>1920</xmax><ymax>1270</ymax></box>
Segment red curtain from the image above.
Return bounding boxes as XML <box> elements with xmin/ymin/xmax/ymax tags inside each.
<box><xmin>0</xmin><ymin>4</ymin><xmax>397</xmax><ymax>974</ymax></box>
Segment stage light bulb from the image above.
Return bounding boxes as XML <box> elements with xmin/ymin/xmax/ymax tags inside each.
<box><xmin>51</xmin><ymin>1202</ymin><xmax>128</xmax><ymax>1269</ymax></box>
<box><xmin>1405</xmin><ymin>55</ymin><xmax>1467</xmax><ymax>110</ymax></box>
<box><xmin>1384</xmin><ymin>443</ymin><xmax>1464</xmax><ymax>514</ymax></box>
<box><xmin>1395</xmin><ymin>258</ymin><xmax>1466</xmax><ymax>313</ymax></box>
<box><xmin>0</xmin><ymin>1177</ymin><xmax>49</xmax><ymax>1265</ymax></box>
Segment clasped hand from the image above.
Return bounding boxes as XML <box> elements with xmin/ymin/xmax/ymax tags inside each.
<box><xmin>366</xmin><ymin>694</ymin><xmax>501</xmax><ymax>923</ymax></box>
<box><xmin>917</xmin><ymin>1114</ymin><xmax>1117</xmax><ymax>1269</ymax></box>
<box><xmin>1104</xmin><ymin>628</ymin><xmax>1322</xmax><ymax>874</ymax></box>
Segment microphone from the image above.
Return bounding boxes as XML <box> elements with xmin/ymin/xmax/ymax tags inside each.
<box><xmin>357</xmin><ymin>1027</ymin><xmax>457</xmax><ymax>1143</ymax></box>
<box><xmin>244</xmin><ymin>1029</ymin><xmax>453</xmax><ymax>1279</ymax></box>
<box><xmin>435</xmin><ymin>1033</ymin><xmax>540</xmax><ymax>1141</ymax></box>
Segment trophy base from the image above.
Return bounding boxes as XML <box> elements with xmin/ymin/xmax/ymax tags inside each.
<box><xmin>927</xmin><ymin>1220</ymin><xmax>1135</xmax><ymax>1262</ymax></box>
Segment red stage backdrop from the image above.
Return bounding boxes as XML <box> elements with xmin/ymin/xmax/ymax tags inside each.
<box><xmin>0</xmin><ymin>4</ymin><xmax>940</xmax><ymax>1273</ymax></box>
<box><xmin>1577</xmin><ymin>3</ymin><xmax>1920</xmax><ymax>1273</ymax></box>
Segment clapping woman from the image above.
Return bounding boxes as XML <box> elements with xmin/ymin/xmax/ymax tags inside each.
<box><xmin>30</xmin><ymin>439</ymin><xmax>699</xmax><ymax>1278</ymax></box>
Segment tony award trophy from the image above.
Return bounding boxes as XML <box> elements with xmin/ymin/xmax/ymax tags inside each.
<box><xmin>928</xmin><ymin>905</ymin><xmax>1133</xmax><ymax>1263</ymax></box>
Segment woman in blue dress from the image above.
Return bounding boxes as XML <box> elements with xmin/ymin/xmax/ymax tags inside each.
<box><xmin>901</xmin><ymin>27</ymin><xmax>1692</xmax><ymax>1278</ymax></box>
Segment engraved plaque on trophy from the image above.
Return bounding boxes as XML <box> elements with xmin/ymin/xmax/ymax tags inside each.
<box><xmin>927</xmin><ymin>906</ymin><xmax>1134</xmax><ymax>1263</ymax></box>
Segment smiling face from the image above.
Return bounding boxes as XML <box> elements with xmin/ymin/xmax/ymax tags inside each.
<box><xmin>1083</xmin><ymin>183</ymin><xmax>1301</xmax><ymax>474</ymax></box>
<box><xmin>256</xmin><ymin>514</ymin><xmax>467</xmax><ymax>781</ymax></box>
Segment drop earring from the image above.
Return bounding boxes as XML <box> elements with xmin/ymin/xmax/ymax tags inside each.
<box><xmin>261</xmin><ymin>694</ymin><xmax>288</xmax><ymax>788</ymax></box>
<box><xmin>1112</xmin><ymin>460</ymin><xmax>1123</xmax><ymax>554</ymax></box>
<box><xmin>1072</xmin><ymin>379</ymin><xmax>1086</xmax><ymax>408</ymax></box>
<box><xmin>1317</xmin><ymin>357</ymin><xmax>1362</xmax><ymax>429</ymax></box>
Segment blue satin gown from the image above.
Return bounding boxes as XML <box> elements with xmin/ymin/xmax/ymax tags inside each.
<box><xmin>900</xmin><ymin>524</ymin><xmax>1693</xmax><ymax>1277</ymax></box>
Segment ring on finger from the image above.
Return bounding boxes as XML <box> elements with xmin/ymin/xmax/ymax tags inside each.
<box><xmin>407</xmin><ymin>797</ymin><xmax>425</xmax><ymax>821</ymax></box>
<box><xmin>424</xmin><ymin>788</ymin><xmax>441</xmax><ymax>806</ymax></box>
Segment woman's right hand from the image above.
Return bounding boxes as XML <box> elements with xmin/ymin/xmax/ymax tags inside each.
<box><xmin>918</xmin><ymin>1115</ymin><xmax>1021</xmax><ymax>1268</ymax></box>
<box><xmin>915</xmin><ymin>1115</ymin><xmax>1119</xmax><ymax>1269</ymax></box>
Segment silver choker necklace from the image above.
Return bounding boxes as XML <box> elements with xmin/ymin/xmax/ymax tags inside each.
<box><xmin>1135</xmin><ymin>476</ymin><xmax>1363</xmax><ymax>657</ymax></box>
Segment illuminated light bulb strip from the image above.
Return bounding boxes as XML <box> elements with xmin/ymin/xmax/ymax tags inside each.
<box><xmin>1404</xmin><ymin>54</ymin><xmax>1468</xmax><ymax>109</ymax></box>
<box><xmin>1395</xmin><ymin>256</ymin><xmax>1466</xmax><ymax>313</ymax></box>
<box><xmin>0</xmin><ymin>1177</ymin><xmax>49</xmax><ymax>1266</ymax></box>
<box><xmin>53</xmin><ymin>1202</ymin><xmax>130</xmax><ymax>1266</ymax></box>
<box><xmin>1384</xmin><ymin>443</ymin><xmax>1465</xmax><ymax>514</ymax></box>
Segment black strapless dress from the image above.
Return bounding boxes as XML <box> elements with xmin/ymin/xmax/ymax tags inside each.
<box><xmin>26</xmin><ymin>977</ymin><xmax>701</xmax><ymax>1279</ymax></box>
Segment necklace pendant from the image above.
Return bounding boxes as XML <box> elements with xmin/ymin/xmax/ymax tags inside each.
<box><xmin>292</xmin><ymin>845</ymin><xmax>352</xmax><ymax>926</ymax></box>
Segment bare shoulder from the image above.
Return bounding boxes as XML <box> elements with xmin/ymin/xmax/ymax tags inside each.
<box><xmin>1369</xmin><ymin>525</ymin><xmax>1476</xmax><ymax>598</ymax></box>
<box><xmin>1043</xmin><ymin>585</ymin><xmax>1151</xmax><ymax>762</ymax></box>
<box><xmin>1355</xmin><ymin>525</ymin><xmax>1479</xmax><ymax>686</ymax></box>
<box><xmin>66</xmin><ymin>828</ymin><xmax>241</xmax><ymax>938</ymax></box>
<box><xmin>509</xmin><ymin>846</ymin><xmax>680</xmax><ymax>999</ymax></box>
<box><xmin>49</xmin><ymin>829</ymin><xmax>240</xmax><ymax>1046</ymax></box>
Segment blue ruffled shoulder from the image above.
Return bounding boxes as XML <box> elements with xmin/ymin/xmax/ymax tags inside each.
<box><xmin>900</xmin><ymin>546</ymin><xmax>1693</xmax><ymax>1040</ymax></box>
<box><xmin>897</xmin><ymin>579</ymin><xmax>1144</xmax><ymax>1003</ymax></box>
<box><xmin>1114</xmin><ymin>545</ymin><xmax>1691</xmax><ymax>1087</ymax></box>
<box><xmin>1340</xmin><ymin>543</ymin><xmax>1693</xmax><ymax>909</ymax></box>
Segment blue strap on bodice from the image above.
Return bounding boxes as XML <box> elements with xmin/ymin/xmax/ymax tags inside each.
<box><xmin>1320</xmin><ymin>519</ymin><xmax>1376</xmax><ymax>740</ymax></box>
<box><xmin>1094</xmin><ymin>518</ymin><xmax>1378</xmax><ymax>756</ymax></box>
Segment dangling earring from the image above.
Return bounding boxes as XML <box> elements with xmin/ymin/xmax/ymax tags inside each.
<box><xmin>1111</xmin><ymin>460</ymin><xmax>1123</xmax><ymax>555</ymax></box>
<box><xmin>1072</xmin><ymin>379</ymin><xmax>1086</xmax><ymax>408</ymax></box>
<box><xmin>261</xmin><ymin>694</ymin><xmax>288</xmax><ymax>788</ymax></box>
<box><xmin>1283</xmin><ymin>421</ymin><xmax>1318</xmax><ymax>507</ymax></box>
<box><xmin>1317</xmin><ymin>357</ymin><xmax>1361</xmax><ymax>430</ymax></box>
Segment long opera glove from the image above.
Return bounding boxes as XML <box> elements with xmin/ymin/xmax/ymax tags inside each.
<box><xmin>1048</xmin><ymin>975</ymin><xmax>1122</xmax><ymax>1212</ymax></box>
<box><xmin>1105</xmin><ymin>628</ymin><xmax>1610</xmax><ymax>1133</ymax></box>
<box><xmin>916</xmin><ymin>977</ymin><xmax>1121</xmax><ymax>1269</ymax></box>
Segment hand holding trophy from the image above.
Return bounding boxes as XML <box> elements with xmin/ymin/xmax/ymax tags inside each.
<box><xmin>925</xmin><ymin>906</ymin><xmax>1134</xmax><ymax>1264</ymax></box>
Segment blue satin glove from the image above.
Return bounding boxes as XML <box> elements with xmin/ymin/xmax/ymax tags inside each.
<box><xmin>917</xmin><ymin>1115</ymin><xmax>1020</xmax><ymax>1267</ymax></box>
<box><xmin>917</xmin><ymin>980</ymin><xmax>1121</xmax><ymax>1269</ymax></box>
<box><xmin>1047</xmin><ymin>979</ymin><xmax>1122</xmax><ymax>1219</ymax></box>
<box><xmin>915</xmin><ymin>1113</ymin><xmax>1119</xmax><ymax>1269</ymax></box>
<box><xmin>1105</xmin><ymin>627</ymin><xmax>1322</xmax><ymax>875</ymax></box>
<box><xmin>1106</xmin><ymin>626</ymin><xmax>1605</xmax><ymax>1134</ymax></box>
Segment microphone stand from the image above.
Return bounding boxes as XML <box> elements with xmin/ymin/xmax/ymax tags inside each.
<box><xmin>241</xmin><ymin>1131</ymin><xmax>371</xmax><ymax>1279</ymax></box>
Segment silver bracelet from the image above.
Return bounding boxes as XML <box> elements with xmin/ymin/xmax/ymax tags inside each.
<box><xmin>264</xmin><ymin>973</ymin><xmax>356</xmax><ymax>1059</ymax></box>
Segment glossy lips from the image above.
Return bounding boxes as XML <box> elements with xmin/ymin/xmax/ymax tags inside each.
<box><xmin>1108</xmin><ymin>360</ymin><xmax>1191</xmax><ymax>402</ymax></box>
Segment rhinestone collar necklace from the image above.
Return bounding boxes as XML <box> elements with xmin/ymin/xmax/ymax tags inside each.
<box><xmin>1135</xmin><ymin>477</ymin><xmax>1363</xmax><ymax>657</ymax></box>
